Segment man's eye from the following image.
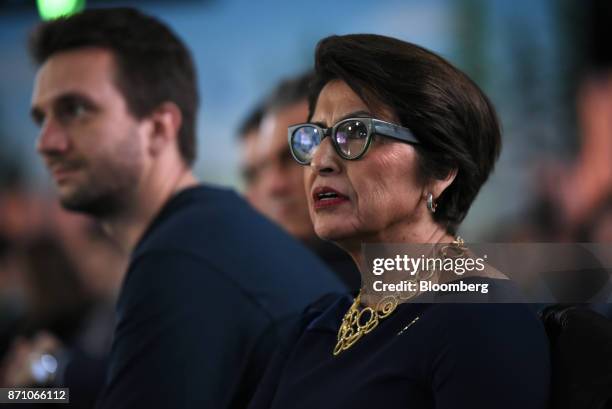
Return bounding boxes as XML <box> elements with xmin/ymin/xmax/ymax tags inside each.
<box><xmin>57</xmin><ymin>101</ymin><xmax>88</xmax><ymax>122</ymax></box>
<box><xmin>31</xmin><ymin>111</ymin><xmax>45</xmax><ymax>127</ymax></box>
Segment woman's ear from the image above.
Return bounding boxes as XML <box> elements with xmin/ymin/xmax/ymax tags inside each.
<box><xmin>147</xmin><ymin>102</ymin><xmax>183</xmax><ymax>157</ymax></box>
<box><xmin>429</xmin><ymin>168</ymin><xmax>458</xmax><ymax>200</ymax></box>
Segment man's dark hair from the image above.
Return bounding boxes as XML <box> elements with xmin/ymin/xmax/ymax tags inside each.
<box><xmin>29</xmin><ymin>7</ymin><xmax>199</xmax><ymax>166</ymax></box>
<box><xmin>236</xmin><ymin>71</ymin><xmax>312</xmax><ymax>141</ymax></box>
<box><xmin>266</xmin><ymin>71</ymin><xmax>314</xmax><ymax>114</ymax></box>
<box><xmin>309</xmin><ymin>34</ymin><xmax>502</xmax><ymax>234</ymax></box>
<box><xmin>236</xmin><ymin>102</ymin><xmax>265</xmax><ymax>140</ymax></box>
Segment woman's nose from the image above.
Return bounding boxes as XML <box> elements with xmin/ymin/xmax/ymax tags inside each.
<box><xmin>310</xmin><ymin>137</ymin><xmax>341</xmax><ymax>175</ymax></box>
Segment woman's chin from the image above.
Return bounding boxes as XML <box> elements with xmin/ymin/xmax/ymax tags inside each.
<box><xmin>313</xmin><ymin>223</ymin><xmax>354</xmax><ymax>244</ymax></box>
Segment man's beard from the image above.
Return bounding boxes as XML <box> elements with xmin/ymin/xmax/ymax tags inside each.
<box><xmin>56</xmin><ymin>147</ymin><xmax>141</xmax><ymax>219</ymax></box>
<box><xmin>59</xmin><ymin>182</ymin><xmax>130</xmax><ymax>219</ymax></box>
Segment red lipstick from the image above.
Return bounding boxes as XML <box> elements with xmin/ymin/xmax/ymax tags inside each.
<box><xmin>312</xmin><ymin>186</ymin><xmax>349</xmax><ymax>209</ymax></box>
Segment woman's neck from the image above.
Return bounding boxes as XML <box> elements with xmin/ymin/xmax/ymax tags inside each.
<box><xmin>336</xmin><ymin>218</ymin><xmax>455</xmax><ymax>291</ymax></box>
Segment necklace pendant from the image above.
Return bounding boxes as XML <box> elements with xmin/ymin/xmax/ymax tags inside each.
<box><xmin>333</xmin><ymin>291</ymin><xmax>397</xmax><ymax>356</ymax></box>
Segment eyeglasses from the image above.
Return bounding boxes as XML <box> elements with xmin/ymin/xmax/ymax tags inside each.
<box><xmin>288</xmin><ymin>117</ymin><xmax>419</xmax><ymax>165</ymax></box>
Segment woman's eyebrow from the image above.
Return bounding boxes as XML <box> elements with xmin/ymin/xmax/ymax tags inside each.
<box><xmin>311</xmin><ymin>110</ymin><xmax>373</xmax><ymax>128</ymax></box>
<box><xmin>336</xmin><ymin>110</ymin><xmax>373</xmax><ymax>122</ymax></box>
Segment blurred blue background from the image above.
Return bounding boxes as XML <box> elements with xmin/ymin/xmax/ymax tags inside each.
<box><xmin>0</xmin><ymin>0</ymin><xmax>592</xmax><ymax>238</ymax></box>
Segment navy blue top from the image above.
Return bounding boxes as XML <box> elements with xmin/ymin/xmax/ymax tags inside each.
<box><xmin>96</xmin><ymin>185</ymin><xmax>346</xmax><ymax>409</ymax></box>
<box><xmin>248</xmin><ymin>277</ymin><xmax>550</xmax><ymax>409</ymax></box>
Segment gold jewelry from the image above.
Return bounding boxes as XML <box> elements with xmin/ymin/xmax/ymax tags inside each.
<box><xmin>333</xmin><ymin>236</ymin><xmax>465</xmax><ymax>356</ymax></box>
<box><xmin>333</xmin><ymin>290</ymin><xmax>398</xmax><ymax>355</ymax></box>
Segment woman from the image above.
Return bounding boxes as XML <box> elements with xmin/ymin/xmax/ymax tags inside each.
<box><xmin>248</xmin><ymin>34</ymin><xmax>549</xmax><ymax>409</ymax></box>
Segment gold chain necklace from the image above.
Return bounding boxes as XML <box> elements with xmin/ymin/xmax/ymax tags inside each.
<box><xmin>333</xmin><ymin>237</ymin><xmax>465</xmax><ymax>356</ymax></box>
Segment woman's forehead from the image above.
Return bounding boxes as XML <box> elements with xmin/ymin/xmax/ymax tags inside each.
<box><xmin>311</xmin><ymin>80</ymin><xmax>368</xmax><ymax>125</ymax></box>
<box><xmin>312</xmin><ymin>80</ymin><xmax>397</xmax><ymax>125</ymax></box>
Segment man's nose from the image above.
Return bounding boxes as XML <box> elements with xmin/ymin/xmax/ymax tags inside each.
<box><xmin>310</xmin><ymin>137</ymin><xmax>340</xmax><ymax>176</ymax></box>
<box><xmin>36</xmin><ymin>118</ymin><xmax>70</xmax><ymax>155</ymax></box>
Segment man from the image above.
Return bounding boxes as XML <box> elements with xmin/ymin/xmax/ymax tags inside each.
<box><xmin>236</xmin><ymin>103</ymin><xmax>266</xmax><ymax>211</ymax></box>
<box><xmin>250</xmin><ymin>76</ymin><xmax>315</xmax><ymax>241</ymax></box>
<box><xmin>29</xmin><ymin>8</ymin><xmax>344</xmax><ymax>408</ymax></box>
<box><xmin>239</xmin><ymin>74</ymin><xmax>360</xmax><ymax>290</ymax></box>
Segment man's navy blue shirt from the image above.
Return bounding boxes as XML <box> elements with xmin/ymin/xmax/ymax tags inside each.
<box><xmin>97</xmin><ymin>185</ymin><xmax>346</xmax><ymax>409</ymax></box>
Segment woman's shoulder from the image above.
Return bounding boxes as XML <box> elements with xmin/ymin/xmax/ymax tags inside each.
<box><xmin>426</xmin><ymin>301</ymin><xmax>544</xmax><ymax>334</ymax></box>
<box><xmin>413</xmin><ymin>295</ymin><xmax>551</xmax><ymax>409</ymax></box>
<box><xmin>391</xmin><ymin>278</ymin><xmax>548</xmax><ymax>353</ymax></box>
<box><xmin>419</xmin><ymin>299</ymin><xmax>548</xmax><ymax>359</ymax></box>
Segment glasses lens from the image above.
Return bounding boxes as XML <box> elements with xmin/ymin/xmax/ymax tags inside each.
<box><xmin>335</xmin><ymin>120</ymin><xmax>369</xmax><ymax>159</ymax></box>
<box><xmin>290</xmin><ymin>126</ymin><xmax>321</xmax><ymax>164</ymax></box>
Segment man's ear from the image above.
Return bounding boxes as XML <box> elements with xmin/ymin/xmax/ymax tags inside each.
<box><xmin>148</xmin><ymin>102</ymin><xmax>182</xmax><ymax>157</ymax></box>
<box><xmin>428</xmin><ymin>168</ymin><xmax>458</xmax><ymax>200</ymax></box>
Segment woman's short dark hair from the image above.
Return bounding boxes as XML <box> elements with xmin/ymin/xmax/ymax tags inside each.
<box><xmin>309</xmin><ymin>34</ymin><xmax>502</xmax><ymax>234</ymax></box>
<box><xmin>29</xmin><ymin>7</ymin><xmax>198</xmax><ymax>166</ymax></box>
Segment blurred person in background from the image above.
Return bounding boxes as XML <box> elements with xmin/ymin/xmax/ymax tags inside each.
<box><xmin>498</xmin><ymin>0</ymin><xmax>612</xmax><ymax>319</ymax></box>
<box><xmin>28</xmin><ymin>7</ymin><xmax>344</xmax><ymax>409</ymax></box>
<box><xmin>538</xmin><ymin>75</ymin><xmax>612</xmax><ymax>241</ymax></box>
<box><xmin>1</xmin><ymin>225</ymin><xmax>125</xmax><ymax>409</ymax></box>
<box><xmin>255</xmin><ymin>73</ymin><xmax>314</xmax><ymax>241</ymax></box>
<box><xmin>503</xmin><ymin>0</ymin><xmax>612</xmax><ymax>244</ymax></box>
<box><xmin>544</xmin><ymin>0</ymin><xmax>612</xmax><ymax>239</ymax></box>
<box><xmin>0</xmin><ymin>163</ymin><xmax>63</xmax><ymax>361</ymax></box>
<box><xmin>0</xmin><ymin>162</ymin><xmax>126</xmax><ymax>408</ymax></box>
<box><xmin>237</xmin><ymin>102</ymin><xmax>266</xmax><ymax>211</ymax></box>
<box><xmin>0</xmin><ymin>210</ymin><xmax>54</xmax><ymax>369</ymax></box>
<box><xmin>238</xmin><ymin>73</ymin><xmax>360</xmax><ymax>290</ymax></box>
